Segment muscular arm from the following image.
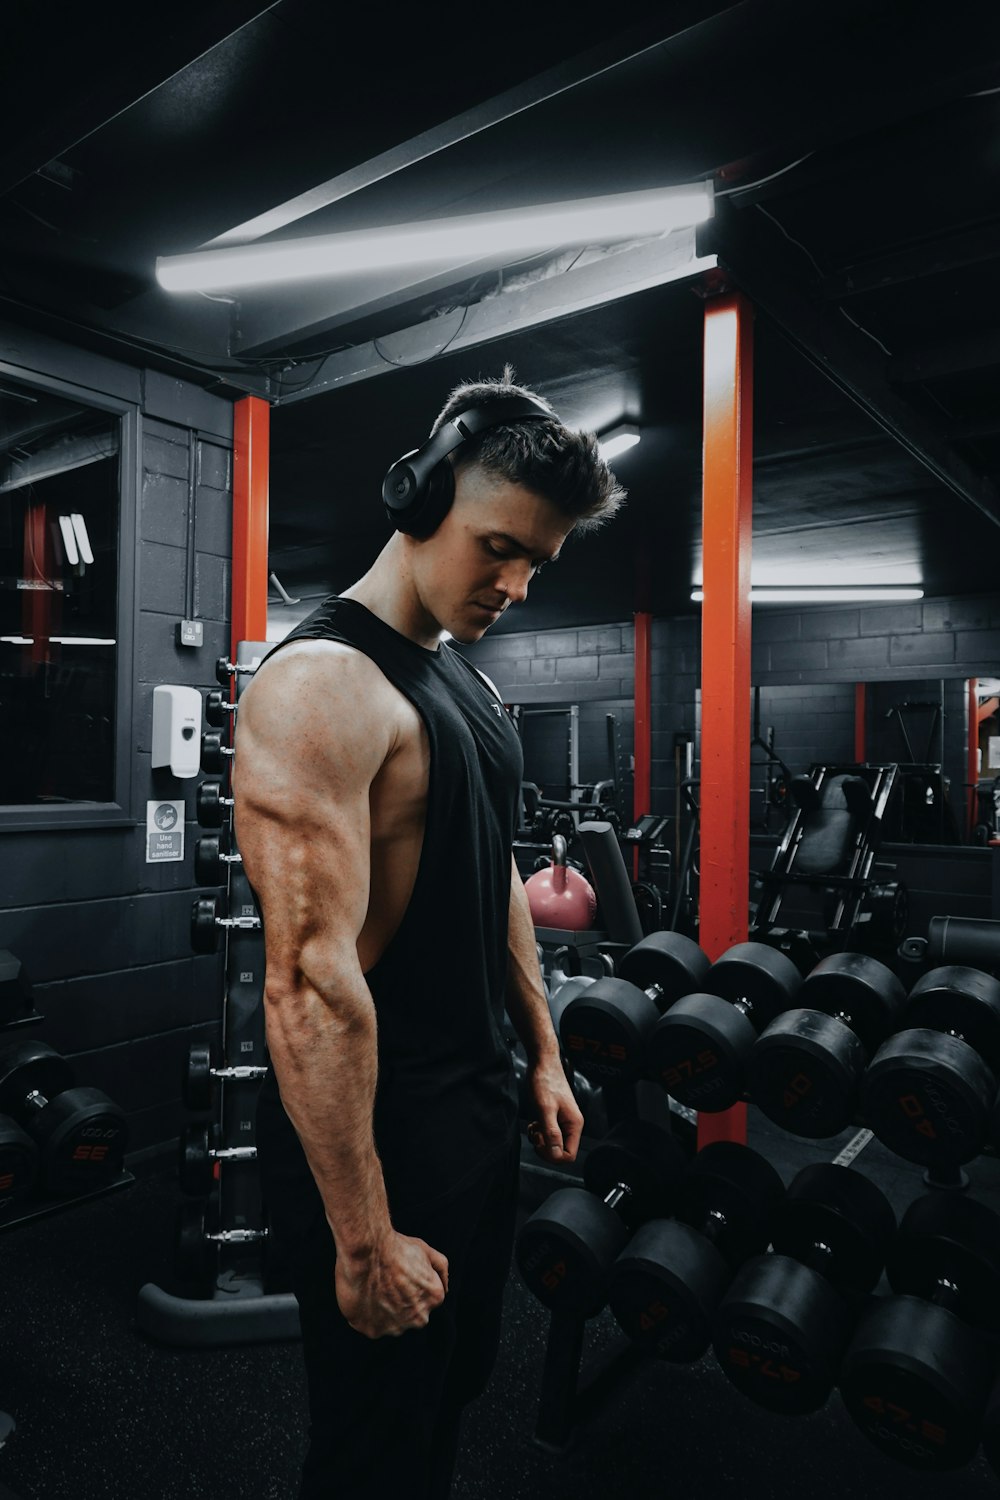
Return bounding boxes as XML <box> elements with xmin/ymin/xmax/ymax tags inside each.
<box><xmin>234</xmin><ymin>642</ymin><xmax>447</xmax><ymax>1334</ymax></box>
<box><xmin>506</xmin><ymin>856</ymin><xmax>584</xmax><ymax>1162</ymax></box>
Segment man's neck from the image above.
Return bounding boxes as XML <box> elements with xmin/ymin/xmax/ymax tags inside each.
<box><xmin>340</xmin><ymin>536</ymin><xmax>442</xmax><ymax>651</ymax></box>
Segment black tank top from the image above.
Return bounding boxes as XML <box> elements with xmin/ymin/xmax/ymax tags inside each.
<box><xmin>257</xmin><ymin>597</ymin><xmax>522</xmax><ymax>1206</ymax></box>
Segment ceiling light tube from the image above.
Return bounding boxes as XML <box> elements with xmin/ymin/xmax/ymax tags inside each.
<box><xmin>70</xmin><ymin>513</ymin><xmax>94</xmax><ymax>565</ymax></box>
<box><xmin>58</xmin><ymin>514</ymin><xmax>79</xmax><ymax>567</ymax></box>
<box><xmin>690</xmin><ymin>587</ymin><xmax>925</xmax><ymax>604</ymax></box>
<box><xmin>156</xmin><ymin>184</ymin><xmax>715</xmax><ymax>293</ymax></box>
<box><xmin>598</xmin><ymin>423</ymin><xmax>641</xmax><ymax>461</ymax></box>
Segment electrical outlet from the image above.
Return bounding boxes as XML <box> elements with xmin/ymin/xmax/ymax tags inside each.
<box><xmin>177</xmin><ymin>619</ymin><xmax>204</xmax><ymax>648</ymax></box>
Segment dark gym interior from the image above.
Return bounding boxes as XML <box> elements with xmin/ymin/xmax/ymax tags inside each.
<box><xmin>4</xmin><ymin>2</ymin><xmax>1000</xmax><ymax>1496</ymax></box>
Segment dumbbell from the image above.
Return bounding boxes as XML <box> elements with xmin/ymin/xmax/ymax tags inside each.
<box><xmin>195</xmin><ymin>830</ymin><xmax>242</xmax><ymax>886</ymax></box>
<box><xmin>646</xmin><ymin>942</ymin><xmax>802</xmax><ymax>1112</ymax></box>
<box><xmin>840</xmin><ymin>1193</ymin><xmax>1000</xmax><ymax>1471</ymax></box>
<box><xmin>196</xmin><ymin>782</ymin><xmax>234</xmax><ymax>828</ymax></box>
<box><xmin>863</xmin><ymin>965</ymin><xmax>1000</xmax><ymax>1167</ymax></box>
<box><xmin>559</xmin><ymin>931</ymin><xmax>710</xmax><ymax>1086</ymax></box>
<box><xmin>713</xmin><ymin>1162</ymin><xmax>895</xmax><ymax>1415</ymax></box>
<box><xmin>204</xmin><ymin>690</ymin><xmax>237</xmax><ymax>729</ymax></box>
<box><xmin>175</xmin><ymin>1191</ymin><xmax>268</xmax><ymax>1289</ymax></box>
<box><xmin>0</xmin><ymin>1041</ymin><xmax>128</xmax><ymax>1195</ymax></box>
<box><xmin>191</xmin><ymin>896</ymin><xmax>261</xmax><ymax>954</ymax></box>
<box><xmin>183</xmin><ymin>1041</ymin><xmax>268</xmax><ymax>1114</ymax></box>
<box><xmin>215</xmin><ymin>656</ymin><xmax>257</xmax><ymax>686</ymax></box>
<box><xmin>608</xmin><ymin>1142</ymin><xmax>784</xmax><ymax>1362</ymax></box>
<box><xmin>515</xmin><ymin>1119</ymin><xmax>686</xmax><ymax>1315</ymax></box>
<box><xmin>201</xmin><ymin>730</ymin><xmax>235</xmax><ymax>775</ymax></box>
<box><xmin>748</xmin><ymin>953</ymin><xmax>907</xmax><ymax>1138</ymax></box>
<box><xmin>178</xmin><ymin>1123</ymin><xmax>258</xmax><ymax>1196</ymax></box>
<box><xmin>0</xmin><ymin>1113</ymin><xmax>39</xmax><ymax>1209</ymax></box>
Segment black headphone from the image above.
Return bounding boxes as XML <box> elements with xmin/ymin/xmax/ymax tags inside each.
<box><xmin>381</xmin><ymin>394</ymin><xmax>554</xmax><ymax>537</ymax></box>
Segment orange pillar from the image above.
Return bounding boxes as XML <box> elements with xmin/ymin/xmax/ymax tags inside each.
<box><xmin>854</xmin><ymin>684</ymin><xmax>867</xmax><ymax>763</ymax></box>
<box><xmin>698</xmin><ymin>291</ymin><xmax>753</xmax><ymax>1149</ymax></box>
<box><xmin>633</xmin><ymin>611</ymin><xmax>652</xmax><ymax>878</ymax></box>
<box><xmin>231</xmin><ymin>396</ymin><xmax>270</xmax><ymax>660</ymax></box>
<box><xmin>968</xmin><ymin>677</ymin><xmax>980</xmax><ymax>839</ymax></box>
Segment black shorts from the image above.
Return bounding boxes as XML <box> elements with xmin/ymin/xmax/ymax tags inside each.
<box><xmin>256</xmin><ymin>1088</ymin><xmax>521</xmax><ymax>1500</ymax></box>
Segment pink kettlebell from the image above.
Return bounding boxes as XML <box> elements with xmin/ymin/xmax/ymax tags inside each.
<box><xmin>524</xmin><ymin>834</ymin><xmax>597</xmax><ymax>931</ymax></box>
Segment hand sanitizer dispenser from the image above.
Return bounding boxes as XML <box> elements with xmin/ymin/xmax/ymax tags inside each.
<box><xmin>152</xmin><ymin>684</ymin><xmax>203</xmax><ymax>778</ymax></box>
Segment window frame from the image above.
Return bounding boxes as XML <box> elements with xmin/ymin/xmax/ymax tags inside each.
<box><xmin>0</xmin><ymin>361</ymin><xmax>139</xmax><ymax>831</ymax></box>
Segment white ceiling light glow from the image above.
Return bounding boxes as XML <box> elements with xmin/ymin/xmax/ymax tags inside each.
<box><xmin>598</xmin><ymin>423</ymin><xmax>641</xmax><ymax>461</ymax></box>
<box><xmin>156</xmin><ymin>184</ymin><xmax>715</xmax><ymax>293</ymax></box>
<box><xmin>690</xmin><ymin>587</ymin><xmax>925</xmax><ymax>604</ymax></box>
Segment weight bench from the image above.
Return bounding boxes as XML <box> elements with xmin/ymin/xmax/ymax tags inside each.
<box><xmin>751</xmin><ymin>763</ymin><xmax>904</xmax><ymax>954</ymax></box>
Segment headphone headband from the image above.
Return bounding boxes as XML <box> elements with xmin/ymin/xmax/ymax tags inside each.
<box><xmin>381</xmin><ymin>393</ymin><xmax>555</xmax><ymax>536</ymax></box>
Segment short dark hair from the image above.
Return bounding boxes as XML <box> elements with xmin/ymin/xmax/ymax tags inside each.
<box><xmin>429</xmin><ymin>365</ymin><xmax>626</xmax><ymax>534</ymax></box>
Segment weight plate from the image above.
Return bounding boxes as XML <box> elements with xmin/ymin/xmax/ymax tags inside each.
<box><xmin>863</xmin><ymin>1029</ymin><xmax>995</xmax><ymax>1167</ymax></box>
<box><xmin>747</xmin><ymin>1010</ymin><xmax>865</xmax><ymax>1140</ymax></box>
<box><xmin>178</xmin><ymin>1123</ymin><xmax>214</xmax><ymax>1197</ymax></box>
<box><xmin>583</xmin><ymin>1120</ymin><xmax>685</xmax><ymax>1225</ymax></box>
<box><xmin>515</xmin><ymin>1188</ymin><xmax>629</xmax><ymax>1315</ymax></box>
<box><xmin>797</xmin><ymin>952</ymin><xmax>907</xmax><ymax>1056</ymax></box>
<box><xmin>196</xmin><ymin>783</ymin><xmax>226</xmax><ymax>828</ymax></box>
<box><xmin>678</xmin><ymin>1143</ymin><xmax>785</xmax><ymax>1265</ymax></box>
<box><xmin>194</xmin><ymin>836</ymin><xmax>222</xmax><ymax>887</ymax></box>
<box><xmin>559</xmin><ymin>979</ymin><xmax>659</xmax><ymax>1084</ymax></box>
<box><xmin>906</xmin><ymin>966</ymin><xmax>1000</xmax><ymax>1077</ymax></box>
<box><xmin>886</xmin><ymin>1193</ymin><xmax>1000</xmax><ymax>1331</ymax></box>
<box><xmin>190</xmin><ymin>897</ymin><xmax>221</xmax><ymax>954</ymax></box>
<box><xmin>33</xmin><ymin>1088</ymin><xmax>127</xmax><ymax>1195</ymax></box>
<box><xmin>175</xmin><ymin>1199</ymin><xmax>216</xmax><ymax>1291</ymax></box>
<box><xmin>705</xmin><ymin>942</ymin><xmax>802</xmax><ymax>1029</ymax></box>
<box><xmin>713</xmin><ymin>1255</ymin><xmax>848</xmax><ymax>1415</ymax></box>
<box><xmin>772</xmin><ymin>1164</ymin><xmax>895</xmax><ymax>1294</ymax></box>
<box><xmin>617</xmin><ymin>931</ymin><xmax>709</xmax><ymax>1002</ymax></box>
<box><xmin>0</xmin><ymin>1041</ymin><xmax>75</xmax><ymax>1118</ymax></box>
<box><xmin>647</xmin><ymin>995</ymin><xmax>756</xmax><ymax>1111</ymax></box>
<box><xmin>610</xmin><ymin>1221</ymin><xmax>731</xmax><ymax>1362</ymax></box>
<box><xmin>841</xmin><ymin>1295</ymin><xmax>994</xmax><ymax>1471</ymax></box>
<box><xmin>183</xmin><ymin>1042</ymin><xmax>217</xmax><ymax>1114</ymax></box>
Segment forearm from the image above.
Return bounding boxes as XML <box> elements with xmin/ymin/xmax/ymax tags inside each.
<box><xmin>505</xmin><ymin>861</ymin><xmax>561</xmax><ymax>1065</ymax></box>
<box><xmin>264</xmin><ymin>972</ymin><xmax>391</xmax><ymax>1265</ymax></box>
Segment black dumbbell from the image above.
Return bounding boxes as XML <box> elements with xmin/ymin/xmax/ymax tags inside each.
<box><xmin>559</xmin><ymin>932</ymin><xmax>710</xmax><ymax>1086</ymax></box>
<box><xmin>608</xmin><ymin>1142</ymin><xmax>784</xmax><ymax>1362</ymax></box>
<box><xmin>748</xmin><ymin>953</ymin><xmax>907</xmax><ymax>1138</ymax></box>
<box><xmin>0</xmin><ymin>951</ymin><xmax>33</xmax><ymax>1026</ymax></box>
<box><xmin>863</xmin><ymin>966</ymin><xmax>1000</xmax><ymax>1167</ymax></box>
<box><xmin>981</xmin><ymin>1369</ymin><xmax>1000</xmax><ymax>1483</ymax></box>
<box><xmin>840</xmin><ymin>1193</ymin><xmax>1000</xmax><ymax>1471</ymax></box>
<box><xmin>646</xmin><ymin>942</ymin><xmax>803</xmax><ymax>1112</ymax></box>
<box><xmin>175</xmin><ymin>1191</ymin><xmax>268</xmax><ymax>1290</ymax></box>
<box><xmin>196</xmin><ymin>781</ymin><xmax>234</xmax><ymax>828</ymax></box>
<box><xmin>713</xmin><ymin>1162</ymin><xmax>895</xmax><ymax>1415</ymax></box>
<box><xmin>178</xmin><ymin>1123</ymin><xmax>258</xmax><ymax>1196</ymax></box>
<box><xmin>183</xmin><ymin>1041</ymin><xmax>268</xmax><ymax>1114</ymax></box>
<box><xmin>195</xmin><ymin>830</ymin><xmax>243</xmax><ymax>886</ymax></box>
<box><xmin>0</xmin><ymin>1041</ymin><xmax>128</xmax><ymax>1195</ymax></box>
<box><xmin>515</xmin><ymin>1120</ymin><xmax>686</xmax><ymax>1315</ymax></box>
<box><xmin>201</xmin><ymin>730</ymin><xmax>235</xmax><ymax>775</ymax></box>
<box><xmin>191</xmin><ymin>896</ymin><xmax>261</xmax><ymax>954</ymax></box>
<box><xmin>204</xmin><ymin>690</ymin><xmax>237</xmax><ymax>729</ymax></box>
<box><xmin>0</xmin><ymin>1113</ymin><xmax>39</xmax><ymax>1209</ymax></box>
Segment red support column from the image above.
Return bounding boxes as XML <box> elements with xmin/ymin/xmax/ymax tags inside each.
<box><xmin>969</xmin><ymin>677</ymin><xmax>980</xmax><ymax>839</ymax></box>
<box><xmin>231</xmin><ymin>396</ymin><xmax>270</xmax><ymax>660</ymax></box>
<box><xmin>633</xmin><ymin>611</ymin><xmax>652</xmax><ymax>878</ymax></box>
<box><xmin>698</xmin><ymin>291</ymin><xmax>754</xmax><ymax>1148</ymax></box>
<box><xmin>854</xmin><ymin>684</ymin><xmax>867</xmax><ymax>763</ymax></box>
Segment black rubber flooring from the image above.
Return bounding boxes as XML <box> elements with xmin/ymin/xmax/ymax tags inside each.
<box><xmin>1</xmin><ymin>1112</ymin><xmax>999</xmax><ymax>1500</ymax></box>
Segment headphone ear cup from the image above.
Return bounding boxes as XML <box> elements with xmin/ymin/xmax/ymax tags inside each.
<box><xmin>406</xmin><ymin>460</ymin><xmax>455</xmax><ymax>538</ymax></box>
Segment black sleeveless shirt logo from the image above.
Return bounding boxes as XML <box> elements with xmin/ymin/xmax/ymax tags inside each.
<box><xmin>258</xmin><ymin>597</ymin><xmax>523</xmax><ymax>1205</ymax></box>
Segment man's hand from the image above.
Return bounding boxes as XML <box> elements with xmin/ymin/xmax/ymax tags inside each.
<box><xmin>336</xmin><ymin>1230</ymin><xmax>450</xmax><ymax>1339</ymax></box>
<box><xmin>525</xmin><ymin>1056</ymin><xmax>585</xmax><ymax>1163</ymax></box>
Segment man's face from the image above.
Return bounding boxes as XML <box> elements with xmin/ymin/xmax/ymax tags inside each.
<box><xmin>412</xmin><ymin>467</ymin><xmax>574</xmax><ymax>644</ymax></box>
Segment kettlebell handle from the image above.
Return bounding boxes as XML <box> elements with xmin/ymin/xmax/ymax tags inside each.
<box><xmin>551</xmin><ymin>834</ymin><xmax>567</xmax><ymax>867</ymax></box>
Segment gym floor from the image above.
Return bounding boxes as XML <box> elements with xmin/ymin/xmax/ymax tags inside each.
<box><xmin>1</xmin><ymin>1112</ymin><xmax>998</xmax><ymax>1500</ymax></box>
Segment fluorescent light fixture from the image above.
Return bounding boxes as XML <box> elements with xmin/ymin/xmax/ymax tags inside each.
<box><xmin>690</xmin><ymin>587</ymin><xmax>925</xmax><ymax>604</ymax></box>
<box><xmin>70</xmin><ymin>514</ymin><xmax>94</xmax><ymax>565</ymax></box>
<box><xmin>58</xmin><ymin>514</ymin><xmax>79</xmax><ymax>566</ymax></box>
<box><xmin>1</xmin><ymin>637</ymin><xmax>116</xmax><ymax>646</ymax></box>
<box><xmin>598</xmin><ymin>423</ymin><xmax>641</xmax><ymax>462</ymax></box>
<box><xmin>156</xmin><ymin>184</ymin><xmax>715</xmax><ymax>293</ymax></box>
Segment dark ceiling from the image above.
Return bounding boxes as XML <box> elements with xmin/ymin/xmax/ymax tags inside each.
<box><xmin>3</xmin><ymin>0</ymin><xmax>1000</xmax><ymax>631</ymax></box>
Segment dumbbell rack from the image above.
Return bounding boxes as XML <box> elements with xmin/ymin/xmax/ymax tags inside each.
<box><xmin>137</xmin><ymin>640</ymin><xmax>300</xmax><ymax>1346</ymax></box>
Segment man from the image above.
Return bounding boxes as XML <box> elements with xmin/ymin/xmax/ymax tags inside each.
<box><xmin>234</xmin><ymin>370</ymin><xmax>625</xmax><ymax>1498</ymax></box>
